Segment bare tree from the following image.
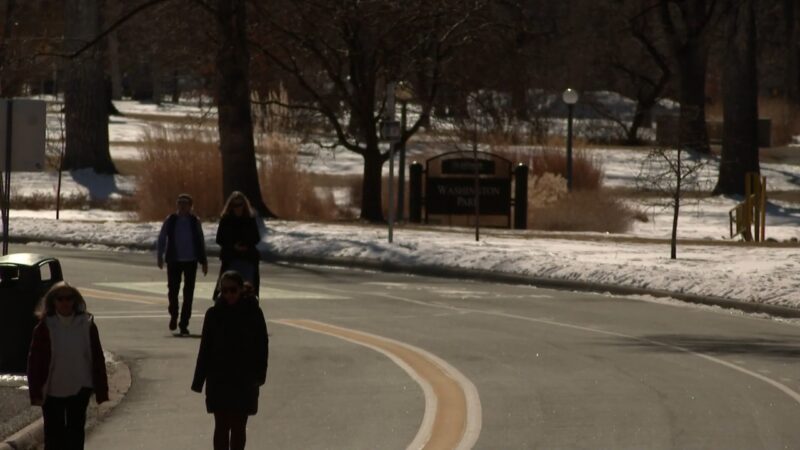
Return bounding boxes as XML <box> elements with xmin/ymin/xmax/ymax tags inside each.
<box><xmin>251</xmin><ymin>0</ymin><xmax>488</xmax><ymax>222</ymax></box>
<box><xmin>601</xmin><ymin>1</ymin><xmax>672</xmax><ymax>144</ymax></box>
<box><xmin>657</xmin><ymin>0</ymin><xmax>722</xmax><ymax>154</ymax></box>
<box><xmin>62</xmin><ymin>0</ymin><xmax>116</xmax><ymax>173</ymax></box>
<box><xmin>636</xmin><ymin>147</ymin><xmax>709</xmax><ymax>259</ymax></box>
<box><xmin>213</xmin><ymin>0</ymin><xmax>274</xmax><ymax>216</ymax></box>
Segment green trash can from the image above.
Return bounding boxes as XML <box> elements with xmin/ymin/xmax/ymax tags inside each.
<box><xmin>0</xmin><ymin>254</ymin><xmax>63</xmax><ymax>373</ymax></box>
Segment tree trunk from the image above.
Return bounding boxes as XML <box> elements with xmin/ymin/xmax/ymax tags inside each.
<box><xmin>510</xmin><ymin>71</ymin><xmax>528</xmax><ymax>121</ymax></box>
<box><xmin>784</xmin><ymin>0</ymin><xmax>799</xmax><ymax>103</ymax></box>
<box><xmin>361</xmin><ymin>143</ymin><xmax>384</xmax><ymax>222</ymax></box>
<box><xmin>671</xmin><ymin>149</ymin><xmax>681</xmax><ymax>259</ymax></box>
<box><xmin>627</xmin><ymin>97</ymin><xmax>654</xmax><ymax>145</ymax></box>
<box><xmin>215</xmin><ymin>0</ymin><xmax>275</xmax><ymax>217</ymax></box>
<box><xmin>106</xmin><ymin>0</ymin><xmax>123</xmax><ymax>100</ymax></box>
<box><xmin>676</xmin><ymin>45</ymin><xmax>710</xmax><ymax>153</ymax></box>
<box><xmin>171</xmin><ymin>70</ymin><xmax>181</xmax><ymax>103</ymax></box>
<box><xmin>63</xmin><ymin>0</ymin><xmax>116</xmax><ymax>174</ymax></box>
<box><xmin>0</xmin><ymin>0</ymin><xmax>17</xmax><ymax>96</ymax></box>
<box><xmin>714</xmin><ymin>0</ymin><xmax>759</xmax><ymax>195</ymax></box>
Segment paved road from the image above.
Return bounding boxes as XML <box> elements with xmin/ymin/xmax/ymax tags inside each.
<box><xmin>13</xmin><ymin>244</ymin><xmax>800</xmax><ymax>449</ymax></box>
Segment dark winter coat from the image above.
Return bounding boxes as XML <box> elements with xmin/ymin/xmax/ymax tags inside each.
<box><xmin>27</xmin><ymin>314</ymin><xmax>109</xmax><ymax>405</ymax></box>
<box><xmin>159</xmin><ymin>213</ymin><xmax>208</xmax><ymax>264</ymax></box>
<box><xmin>215</xmin><ymin>215</ymin><xmax>261</xmax><ymax>264</ymax></box>
<box><xmin>191</xmin><ymin>296</ymin><xmax>268</xmax><ymax>415</ymax></box>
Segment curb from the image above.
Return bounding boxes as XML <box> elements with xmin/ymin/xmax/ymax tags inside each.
<box><xmin>0</xmin><ymin>354</ymin><xmax>132</xmax><ymax>450</ymax></box>
<box><xmin>0</xmin><ymin>418</ymin><xmax>41</xmax><ymax>450</ymax></box>
<box><xmin>263</xmin><ymin>252</ymin><xmax>800</xmax><ymax>319</ymax></box>
<box><xmin>11</xmin><ymin>235</ymin><xmax>800</xmax><ymax>319</ymax></box>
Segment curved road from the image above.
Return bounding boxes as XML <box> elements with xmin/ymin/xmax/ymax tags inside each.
<box><xmin>14</xmin><ymin>245</ymin><xmax>800</xmax><ymax>449</ymax></box>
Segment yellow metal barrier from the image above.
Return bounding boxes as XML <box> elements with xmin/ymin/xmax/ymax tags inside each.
<box><xmin>728</xmin><ymin>172</ymin><xmax>766</xmax><ymax>242</ymax></box>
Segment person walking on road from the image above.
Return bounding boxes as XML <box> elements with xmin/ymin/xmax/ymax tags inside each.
<box><xmin>27</xmin><ymin>282</ymin><xmax>109</xmax><ymax>450</ymax></box>
<box><xmin>215</xmin><ymin>192</ymin><xmax>261</xmax><ymax>298</ymax></box>
<box><xmin>192</xmin><ymin>270</ymin><xmax>269</xmax><ymax>450</ymax></box>
<box><xmin>157</xmin><ymin>193</ymin><xmax>208</xmax><ymax>335</ymax></box>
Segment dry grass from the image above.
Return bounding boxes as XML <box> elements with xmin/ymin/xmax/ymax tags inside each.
<box><xmin>494</xmin><ymin>147</ymin><xmax>604</xmax><ymax>191</ymax></box>
<box><xmin>134</xmin><ymin>126</ymin><xmax>223</xmax><ymax>221</ymax></box>
<box><xmin>529</xmin><ymin>190</ymin><xmax>638</xmax><ymax>233</ymax></box>
<box><xmin>258</xmin><ymin>135</ymin><xmax>341</xmax><ymax>221</ymax></box>
<box><xmin>134</xmin><ymin>128</ymin><xmax>348</xmax><ymax>222</ymax></box>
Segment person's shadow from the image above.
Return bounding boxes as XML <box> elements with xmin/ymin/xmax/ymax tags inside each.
<box><xmin>169</xmin><ymin>333</ymin><xmax>201</xmax><ymax>339</ymax></box>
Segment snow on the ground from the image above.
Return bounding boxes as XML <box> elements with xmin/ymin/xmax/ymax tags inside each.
<box><xmin>8</xmin><ymin>169</ymin><xmax>135</xmax><ymax>199</ymax></box>
<box><xmin>7</xmin><ymin>99</ymin><xmax>798</xmax><ymax>311</ymax></box>
<box><xmin>113</xmin><ymin>99</ymin><xmax>216</xmax><ymax>118</ymax></box>
<box><xmin>631</xmin><ymin>196</ymin><xmax>800</xmax><ymax>241</ymax></box>
<box><xmin>6</xmin><ymin>218</ymin><xmax>800</xmax><ymax>308</ymax></box>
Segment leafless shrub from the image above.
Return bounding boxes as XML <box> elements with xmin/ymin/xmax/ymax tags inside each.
<box><xmin>494</xmin><ymin>147</ymin><xmax>604</xmax><ymax>191</ymax></box>
<box><xmin>529</xmin><ymin>173</ymin><xmax>567</xmax><ymax>206</ymax></box>
<box><xmin>258</xmin><ymin>134</ymin><xmax>340</xmax><ymax>221</ymax></box>
<box><xmin>529</xmin><ymin>190</ymin><xmax>637</xmax><ymax>233</ymax></box>
<box><xmin>134</xmin><ymin>125</ymin><xmax>223</xmax><ymax>221</ymax></box>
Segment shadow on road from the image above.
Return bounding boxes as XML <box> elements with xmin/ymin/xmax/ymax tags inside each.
<box><xmin>614</xmin><ymin>334</ymin><xmax>800</xmax><ymax>360</ymax></box>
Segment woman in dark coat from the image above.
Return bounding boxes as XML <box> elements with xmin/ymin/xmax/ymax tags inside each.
<box><xmin>215</xmin><ymin>191</ymin><xmax>262</xmax><ymax>298</ymax></box>
<box><xmin>192</xmin><ymin>271</ymin><xmax>268</xmax><ymax>450</ymax></box>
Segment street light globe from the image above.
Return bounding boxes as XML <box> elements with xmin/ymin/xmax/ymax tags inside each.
<box><xmin>562</xmin><ymin>88</ymin><xmax>579</xmax><ymax>105</ymax></box>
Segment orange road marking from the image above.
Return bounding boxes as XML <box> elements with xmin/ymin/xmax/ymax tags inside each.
<box><xmin>275</xmin><ymin>319</ymin><xmax>481</xmax><ymax>450</ymax></box>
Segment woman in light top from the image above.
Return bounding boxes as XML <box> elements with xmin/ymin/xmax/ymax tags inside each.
<box><xmin>27</xmin><ymin>282</ymin><xmax>109</xmax><ymax>450</ymax></box>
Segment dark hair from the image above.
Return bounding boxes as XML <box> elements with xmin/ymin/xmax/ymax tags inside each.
<box><xmin>37</xmin><ymin>282</ymin><xmax>87</xmax><ymax>318</ymax></box>
<box><xmin>177</xmin><ymin>193</ymin><xmax>193</xmax><ymax>204</ymax></box>
<box><xmin>219</xmin><ymin>271</ymin><xmax>245</xmax><ymax>288</ymax></box>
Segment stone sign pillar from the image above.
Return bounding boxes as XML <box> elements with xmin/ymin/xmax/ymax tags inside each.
<box><xmin>514</xmin><ymin>164</ymin><xmax>528</xmax><ymax>229</ymax></box>
<box><xmin>409</xmin><ymin>162</ymin><xmax>423</xmax><ymax>223</ymax></box>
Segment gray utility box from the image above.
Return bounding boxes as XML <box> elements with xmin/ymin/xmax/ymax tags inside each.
<box><xmin>0</xmin><ymin>253</ymin><xmax>63</xmax><ymax>373</ymax></box>
<box><xmin>0</xmin><ymin>99</ymin><xmax>47</xmax><ymax>171</ymax></box>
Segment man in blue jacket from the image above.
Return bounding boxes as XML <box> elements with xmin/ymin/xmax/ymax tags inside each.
<box><xmin>157</xmin><ymin>193</ymin><xmax>208</xmax><ymax>335</ymax></box>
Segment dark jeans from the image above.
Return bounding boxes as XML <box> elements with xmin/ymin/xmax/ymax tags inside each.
<box><xmin>213</xmin><ymin>411</ymin><xmax>248</xmax><ymax>450</ymax></box>
<box><xmin>42</xmin><ymin>387</ymin><xmax>92</xmax><ymax>450</ymax></box>
<box><xmin>167</xmin><ymin>261</ymin><xmax>198</xmax><ymax>329</ymax></box>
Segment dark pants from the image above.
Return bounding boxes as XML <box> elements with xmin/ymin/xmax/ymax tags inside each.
<box><xmin>213</xmin><ymin>411</ymin><xmax>248</xmax><ymax>450</ymax></box>
<box><xmin>42</xmin><ymin>387</ymin><xmax>92</xmax><ymax>450</ymax></box>
<box><xmin>167</xmin><ymin>261</ymin><xmax>198</xmax><ymax>329</ymax></box>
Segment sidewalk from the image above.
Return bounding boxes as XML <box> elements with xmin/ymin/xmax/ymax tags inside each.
<box><xmin>0</xmin><ymin>355</ymin><xmax>130</xmax><ymax>450</ymax></box>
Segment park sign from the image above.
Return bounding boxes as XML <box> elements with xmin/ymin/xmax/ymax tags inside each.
<box><xmin>424</xmin><ymin>151</ymin><xmax>512</xmax><ymax>227</ymax></box>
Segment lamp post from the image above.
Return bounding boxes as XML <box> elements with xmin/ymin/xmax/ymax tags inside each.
<box><xmin>381</xmin><ymin>82</ymin><xmax>401</xmax><ymax>243</ymax></box>
<box><xmin>395</xmin><ymin>82</ymin><xmax>413</xmax><ymax>222</ymax></box>
<box><xmin>562</xmin><ymin>88</ymin><xmax>579</xmax><ymax>191</ymax></box>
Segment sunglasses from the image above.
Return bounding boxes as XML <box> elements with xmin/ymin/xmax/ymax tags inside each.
<box><xmin>55</xmin><ymin>295</ymin><xmax>75</xmax><ymax>302</ymax></box>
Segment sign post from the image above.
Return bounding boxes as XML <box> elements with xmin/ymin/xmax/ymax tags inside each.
<box><xmin>380</xmin><ymin>83</ymin><xmax>401</xmax><ymax>243</ymax></box>
<box><xmin>1</xmin><ymin>100</ymin><xmax>12</xmax><ymax>255</ymax></box>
